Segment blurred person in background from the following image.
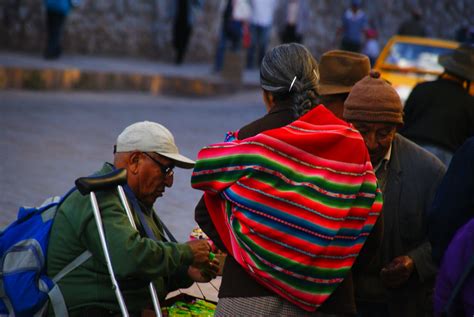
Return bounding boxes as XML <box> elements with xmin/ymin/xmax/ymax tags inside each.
<box><xmin>276</xmin><ymin>0</ymin><xmax>310</xmax><ymax>44</ymax></box>
<box><xmin>43</xmin><ymin>0</ymin><xmax>72</xmax><ymax>59</ymax></box>
<box><xmin>400</xmin><ymin>43</ymin><xmax>474</xmax><ymax>166</ymax></box>
<box><xmin>170</xmin><ymin>0</ymin><xmax>204</xmax><ymax>65</ymax></box>
<box><xmin>455</xmin><ymin>23</ymin><xmax>474</xmax><ymax>44</ymax></box>
<box><xmin>337</xmin><ymin>0</ymin><xmax>368</xmax><ymax>53</ymax></box>
<box><xmin>213</xmin><ymin>0</ymin><xmax>251</xmax><ymax>73</ymax></box>
<box><xmin>397</xmin><ymin>7</ymin><xmax>427</xmax><ymax>37</ymax></box>
<box><xmin>362</xmin><ymin>28</ymin><xmax>380</xmax><ymax>66</ymax></box>
<box><xmin>246</xmin><ymin>0</ymin><xmax>278</xmax><ymax>69</ymax></box>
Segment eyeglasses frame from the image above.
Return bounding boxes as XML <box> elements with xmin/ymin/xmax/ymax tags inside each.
<box><xmin>142</xmin><ymin>152</ymin><xmax>175</xmax><ymax>177</ymax></box>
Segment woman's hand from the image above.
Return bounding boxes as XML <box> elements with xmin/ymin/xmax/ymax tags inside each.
<box><xmin>187</xmin><ymin>258</ymin><xmax>220</xmax><ymax>283</ymax></box>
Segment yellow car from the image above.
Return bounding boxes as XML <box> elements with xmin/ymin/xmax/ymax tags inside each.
<box><xmin>374</xmin><ymin>35</ymin><xmax>459</xmax><ymax>103</ymax></box>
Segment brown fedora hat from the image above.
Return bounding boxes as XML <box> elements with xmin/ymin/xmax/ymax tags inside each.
<box><xmin>439</xmin><ymin>43</ymin><xmax>474</xmax><ymax>81</ymax></box>
<box><xmin>318</xmin><ymin>50</ymin><xmax>371</xmax><ymax>95</ymax></box>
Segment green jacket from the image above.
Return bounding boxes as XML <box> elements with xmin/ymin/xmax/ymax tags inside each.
<box><xmin>46</xmin><ymin>163</ymin><xmax>194</xmax><ymax>316</ymax></box>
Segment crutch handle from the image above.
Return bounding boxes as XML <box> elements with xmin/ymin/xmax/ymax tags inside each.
<box><xmin>75</xmin><ymin>169</ymin><xmax>127</xmax><ymax>195</ymax></box>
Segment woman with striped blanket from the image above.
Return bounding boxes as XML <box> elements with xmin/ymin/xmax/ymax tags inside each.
<box><xmin>193</xmin><ymin>43</ymin><xmax>383</xmax><ymax>316</ymax></box>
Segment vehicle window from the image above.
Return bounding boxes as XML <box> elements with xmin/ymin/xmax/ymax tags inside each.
<box><xmin>384</xmin><ymin>42</ymin><xmax>454</xmax><ymax>72</ymax></box>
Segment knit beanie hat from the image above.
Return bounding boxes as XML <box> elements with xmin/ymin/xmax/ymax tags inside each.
<box><xmin>343</xmin><ymin>71</ymin><xmax>403</xmax><ymax>124</ymax></box>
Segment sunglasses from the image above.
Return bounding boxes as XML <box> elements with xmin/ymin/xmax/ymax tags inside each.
<box><xmin>143</xmin><ymin>153</ymin><xmax>174</xmax><ymax>177</ymax></box>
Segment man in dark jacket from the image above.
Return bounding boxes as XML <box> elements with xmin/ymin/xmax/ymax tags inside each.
<box><xmin>397</xmin><ymin>7</ymin><xmax>427</xmax><ymax>37</ymax></box>
<box><xmin>429</xmin><ymin>137</ymin><xmax>474</xmax><ymax>316</ymax></box>
<box><xmin>400</xmin><ymin>43</ymin><xmax>474</xmax><ymax>166</ymax></box>
<box><xmin>344</xmin><ymin>72</ymin><xmax>446</xmax><ymax>317</ymax></box>
<box><xmin>428</xmin><ymin>136</ymin><xmax>474</xmax><ymax>264</ymax></box>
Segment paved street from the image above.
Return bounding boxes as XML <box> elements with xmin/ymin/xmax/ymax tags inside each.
<box><xmin>0</xmin><ymin>89</ymin><xmax>263</xmax><ymax>241</ymax></box>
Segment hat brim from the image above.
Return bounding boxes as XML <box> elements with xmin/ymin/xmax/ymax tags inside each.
<box><xmin>159</xmin><ymin>152</ymin><xmax>196</xmax><ymax>169</ymax></box>
<box><xmin>317</xmin><ymin>84</ymin><xmax>352</xmax><ymax>96</ymax></box>
<box><xmin>439</xmin><ymin>55</ymin><xmax>474</xmax><ymax>81</ymax></box>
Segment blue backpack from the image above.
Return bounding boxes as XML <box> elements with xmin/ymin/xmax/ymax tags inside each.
<box><xmin>0</xmin><ymin>189</ymin><xmax>91</xmax><ymax>317</ymax></box>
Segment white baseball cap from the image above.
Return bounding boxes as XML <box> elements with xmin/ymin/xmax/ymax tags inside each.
<box><xmin>115</xmin><ymin>121</ymin><xmax>195</xmax><ymax>169</ymax></box>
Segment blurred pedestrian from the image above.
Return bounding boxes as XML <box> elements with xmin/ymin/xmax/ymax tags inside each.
<box><xmin>362</xmin><ymin>28</ymin><xmax>380</xmax><ymax>66</ymax></box>
<box><xmin>246</xmin><ymin>0</ymin><xmax>278</xmax><ymax>69</ymax></box>
<box><xmin>318</xmin><ymin>49</ymin><xmax>371</xmax><ymax>119</ymax></box>
<box><xmin>343</xmin><ymin>72</ymin><xmax>446</xmax><ymax>317</ymax></box>
<box><xmin>455</xmin><ymin>24</ymin><xmax>474</xmax><ymax>44</ymax></box>
<box><xmin>213</xmin><ymin>0</ymin><xmax>251</xmax><ymax>73</ymax></box>
<box><xmin>277</xmin><ymin>0</ymin><xmax>310</xmax><ymax>44</ymax></box>
<box><xmin>337</xmin><ymin>0</ymin><xmax>368</xmax><ymax>53</ymax></box>
<box><xmin>195</xmin><ymin>43</ymin><xmax>383</xmax><ymax>316</ymax></box>
<box><xmin>400</xmin><ymin>43</ymin><xmax>474</xmax><ymax>166</ymax></box>
<box><xmin>397</xmin><ymin>7</ymin><xmax>427</xmax><ymax>37</ymax></box>
<box><xmin>43</xmin><ymin>0</ymin><xmax>72</xmax><ymax>59</ymax></box>
<box><xmin>170</xmin><ymin>0</ymin><xmax>204</xmax><ymax>65</ymax></box>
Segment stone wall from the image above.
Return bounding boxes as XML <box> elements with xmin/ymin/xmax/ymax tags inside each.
<box><xmin>1</xmin><ymin>0</ymin><xmax>472</xmax><ymax>62</ymax></box>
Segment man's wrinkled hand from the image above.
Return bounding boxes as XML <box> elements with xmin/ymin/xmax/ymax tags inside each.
<box><xmin>380</xmin><ymin>255</ymin><xmax>415</xmax><ymax>288</ymax></box>
<box><xmin>186</xmin><ymin>239</ymin><xmax>212</xmax><ymax>266</ymax></box>
<box><xmin>188</xmin><ymin>258</ymin><xmax>220</xmax><ymax>283</ymax></box>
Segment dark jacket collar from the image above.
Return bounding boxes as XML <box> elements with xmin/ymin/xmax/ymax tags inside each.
<box><xmin>268</xmin><ymin>101</ymin><xmax>295</xmax><ymax>115</ymax></box>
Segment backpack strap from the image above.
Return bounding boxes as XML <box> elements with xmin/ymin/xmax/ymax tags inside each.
<box><xmin>0</xmin><ymin>278</ymin><xmax>14</xmax><ymax>317</ymax></box>
<box><xmin>46</xmin><ymin>187</ymin><xmax>92</xmax><ymax>316</ymax></box>
<box><xmin>47</xmin><ymin>250</ymin><xmax>92</xmax><ymax>317</ymax></box>
<box><xmin>443</xmin><ymin>252</ymin><xmax>474</xmax><ymax>316</ymax></box>
<box><xmin>52</xmin><ymin>250</ymin><xmax>92</xmax><ymax>283</ymax></box>
<box><xmin>122</xmin><ymin>185</ymin><xmax>159</xmax><ymax>241</ymax></box>
<box><xmin>113</xmin><ymin>165</ymin><xmax>176</xmax><ymax>243</ymax></box>
<box><xmin>47</xmin><ymin>285</ymin><xmax>68</xmax><ymax>317</ymax></box>
<box><xmin>122</xmin><ymin>184</ymin><xmax>178</xmax><ymax>243</ymax></box>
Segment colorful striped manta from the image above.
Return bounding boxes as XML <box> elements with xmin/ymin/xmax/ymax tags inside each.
<box><xmin>191</xmin><ymin>105</ymin><xmax>383</xmax><ymax>311</ymax></box>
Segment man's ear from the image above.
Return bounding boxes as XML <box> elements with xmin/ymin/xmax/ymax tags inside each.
<box><xmin>128</xmin><ymin>152</ymin><xmax>141</xmax><ymax>175</ymax></box>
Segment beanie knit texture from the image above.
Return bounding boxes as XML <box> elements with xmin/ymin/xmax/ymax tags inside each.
<box><xmin>343</xmin><ymin>73</ymin><xmax>403</xmax><ymax>124</ymax></box>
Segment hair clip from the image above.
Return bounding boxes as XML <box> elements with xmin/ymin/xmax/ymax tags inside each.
<box><xmin>289</xmin><ymin>76</ymin><xmax>297</xmax><ymax>92</ymax></box>
<box><xmin>313</xmin><ymin>69</ymin><xmax>319</xmax><ymax>81</ymax></box>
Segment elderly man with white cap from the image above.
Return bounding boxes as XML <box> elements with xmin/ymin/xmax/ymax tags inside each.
<box><xmin>343</xmin><ymin>72</ymin><xmax>446</xmax><ymax>317</ymax></box>
<box><xmin>46</xmin><ymin>121</ymin><xmax>218</xmax><ymax>317</ymax></box>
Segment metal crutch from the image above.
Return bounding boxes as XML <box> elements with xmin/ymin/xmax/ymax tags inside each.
<box><xmin>116</xmin><ymin>184</ymin><xmax>162</xmax><ymax>317</ymax></box>
<box><xmin>75</xmin><ymin>168</ymin><xmax>162</xmax><ymax>317</ymax></box>
<box><xmin>76</xmin><ymin>169</ymin><xmax>129</xmax><ymax>316</ymax></box>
